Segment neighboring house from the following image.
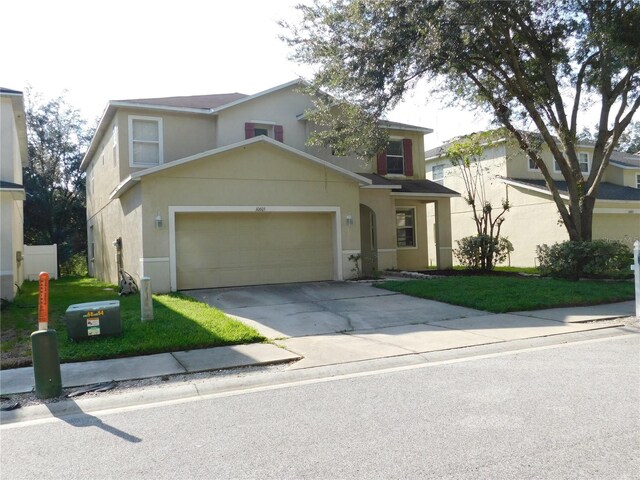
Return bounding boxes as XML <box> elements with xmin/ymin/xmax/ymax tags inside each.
<box><xmin>0</xmin><ymin>88</ymin><xmax>28</xmax><ymax>302</ymax></box>
<box><xmin>425</xmin><ymin>134</ymin><xmax>640</xmax><ymax>267</ymax></box>
<box><xmin>82</xmin><ymin>80</ymin><xmax>458</xmax><ymax>292</ymax></box>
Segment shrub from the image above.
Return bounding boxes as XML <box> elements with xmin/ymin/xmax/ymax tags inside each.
<box><xmin>60</xmin><ymin>252</ymin><xmax>88</xmax><ymax>277</ymax></box>
<box><xmin>536</xmin><ymin>239</ymin><xmax>631</xmax><ymax>280</ymax></box>
<box><xmin>454</xmin><ymin>235</ymin><xmax>513</xmax><ymax>271</ymax></box>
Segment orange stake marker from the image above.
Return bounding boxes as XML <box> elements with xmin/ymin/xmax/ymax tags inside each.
<box><xmin>38</xmin><ymin>272</ymin><xmax>50</xmax><ymax>331</ymax></box>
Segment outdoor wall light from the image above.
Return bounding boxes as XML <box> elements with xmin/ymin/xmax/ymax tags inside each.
<box><xmin>346</xmin><ymin>215</ymin><xmax>354</xmax><ymax>226</ymax></box>
<box><xmin>155</xmin><ymin>214</ymin><xmax>163</xmax><ymax>229</ymax></box>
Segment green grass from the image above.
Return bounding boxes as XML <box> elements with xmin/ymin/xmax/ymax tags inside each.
<box><xmin>376</xmin><ymin>276</ymin><xmax>634</xmax><ymax>313</ymax></box>
<box><xmin>422</xmin><ymin>265</ymin><xmax>541</xmax><ymax>274</ymax></box>
<box><xmin>1</xmin><ymin>277</ymin><xmax>265</xmax><ymax>368</ymax></box>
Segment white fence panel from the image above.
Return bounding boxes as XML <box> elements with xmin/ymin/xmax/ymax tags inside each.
<box><xmin>23</xmin><ymin>244</ymin><xmax>58</xmax><ymax>280</ymax></box>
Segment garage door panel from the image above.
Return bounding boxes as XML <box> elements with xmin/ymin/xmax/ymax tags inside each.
<box><xmin>176</xmin><ymin>212</ymin><xmax>334</xmax><ymax>289</ymax></box>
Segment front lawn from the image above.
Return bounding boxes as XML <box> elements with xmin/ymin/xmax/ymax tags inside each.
<box><xmin>0</xmin><ymin>277</ymin><xmax>265</xmax><ymax>369</ymax></box>
<box><xmin>377</xmin><ymin>276</ymin><xmax>634</xmax><ymax>313</ymax></box>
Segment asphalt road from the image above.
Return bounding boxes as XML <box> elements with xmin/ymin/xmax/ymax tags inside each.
<box><xmin>2</xmin><ymin>334</ymin><xmax>639</xmax><ymax>479</ymax></box>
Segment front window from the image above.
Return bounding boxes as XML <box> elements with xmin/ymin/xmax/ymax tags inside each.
<box><xmin>129</xmin><ymin>116</ymin><xmax>163</xmax><ymax>167</ymax></box>
<box><xmin>387</xmin><ymin>140</ymin><xmax>404</xmax><ymax>174</ymax></box>
<box><xmin>432</xmin><ymin>164</ymin><xmax>444</xmax><ymax>184</ymax></box>
<box><xmin>636</xmin><ymin>174</ymin><xmax>640</xmax><ymax>189</ymax></box>
<box><xmin>396</xmin><ymin>208</ymin><xmax>416</xmax><ymax>248</ymax></box>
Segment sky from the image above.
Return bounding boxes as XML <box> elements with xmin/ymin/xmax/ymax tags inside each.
<box><xmin>2</xmin><ymin>0</ymin><xmax>495</xmax><ymax>148</ymax></box>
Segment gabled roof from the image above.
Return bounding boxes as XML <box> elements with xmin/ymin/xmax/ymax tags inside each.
<box><xmin>499</xmin><ymin>177</ymin><xmax>640</xmax><ymax>202</ymax></box>
<box><xmin>81</xmin><ymin>79</ymin><xmax>307</xmax><ymax>171</ymax></box>
<box><xmin>358</xmin><ymin>173</ymin><xmax>459</xmax><ymax>197</ymax></box>
<box><xmin>115</xmin><ymin>93</ymin><xmax>248</xmax><ymax>110</ymax></box>
<box><xmin>109</xmin><ymin>136</ymin><xmax>372</xmax><ymax>200</ymax></box>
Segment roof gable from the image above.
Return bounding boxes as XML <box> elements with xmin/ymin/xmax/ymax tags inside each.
<box><xmin>110</xmin><ymin>136</ymin><xmax>371</xmax><ymax>199</ymax></box>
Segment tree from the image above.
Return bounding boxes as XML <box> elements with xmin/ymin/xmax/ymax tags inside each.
<box><xmin>445</xmin><ymin>131</ymin><xmax>511</xmax><ymax>270</ymax></box>
<box><xmin>283</xmin><ymin>0</ymin><xmax>640</xmax><ymax>242</ymax></box>
<box><xmin>580</xmin><ymin>121</ymin><xmax>640</xmax><ymax>153</ymax></box>
<box><xmin>24</xmin><ymin>89</ymin><xmax>94</xmax><ymax>275</ymax></box>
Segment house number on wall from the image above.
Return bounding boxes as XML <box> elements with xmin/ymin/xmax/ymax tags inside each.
<box><xmin>255</xmin><ymin>207</ymin><xmax>267</xmax><ymax>212</ymax></box>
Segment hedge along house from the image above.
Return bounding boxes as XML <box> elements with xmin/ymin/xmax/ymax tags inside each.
<box><xmin>425</xmin><ymin>133</ymin><xmax>640</xmax><ymax>267</ymax></box>
<box><xmin>82</xmin><ymin>80</ymin><xmax>458</xmax><ymax>292</ymax></box>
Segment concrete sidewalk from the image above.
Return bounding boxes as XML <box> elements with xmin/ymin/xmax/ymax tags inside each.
<box><xmin>0</xmin><ymin>343</ymin><xmax>300</xmax><ymax>396</ymax></box>
<box><xmin>0</xmin><ymin>283</ymin><xmax>635</xmax><ymax>396</ymax></box>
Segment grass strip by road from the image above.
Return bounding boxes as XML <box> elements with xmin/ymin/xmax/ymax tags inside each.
<box><xmin>376</xmin><ymin>276</ymin><xmax>634</xmax><ymax>313</ymax></box>
<box><xmin>1</xmin><ymin>277</ymin><xmax>265</xmax><ymax>369</ymax></box>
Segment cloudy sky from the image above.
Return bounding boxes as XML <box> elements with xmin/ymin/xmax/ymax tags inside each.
<box><xmin>3</xmin><ymin>0</ymin><xmax>496</xmax><ymax>147</ymax></box>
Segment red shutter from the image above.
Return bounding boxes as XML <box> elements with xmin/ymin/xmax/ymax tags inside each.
<box><xmin>274</xmin><ymin>125</ymin><xmax>284</xmax><ymax>142</ymax></box>
<box><xmin>244</xmin><ymin>122</ymin><xmax>255</xmax><ymax>139</ymax></box>
<box><xmin>377</xmin><ymin>151</ymin><xmax>388</xmax><ymax>175</ymax></box>
<box><xmin>403</xmin><ymin>138</ymin><xmax>413</xmax><ymax>176</ymax></box>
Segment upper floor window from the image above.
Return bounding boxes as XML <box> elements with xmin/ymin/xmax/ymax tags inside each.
<box><xmin>245</xmin><ymin>122</ymin><xmax>284</xmax><ymax>142</ymax></box>
<box><xmin>432</xmin><ymin>164</ymin><xmax>444</xmax><ymax>184</ymax></box>
<box><xmin>528</xmin><ymin>158</ymin><xmax>539</xmax><ymax>170</ymax></box>
<box><xmin>129</xmin><ymin>115</ymin><xmax>163</xmax><ymax>167</ymax></box>
<box><xmin>377</xmin><ymin>138</ymin><xmax>414</xmax><ymax>176</ymax></box>
<box><xmin>554</xmin><ymin>152</ymin><xmax>589</xmax><ymax>174</ymax></box>
<box><xmin>387</xmin><ymin>140</ymin><xmax>405</xmax><ymax>174</ymax></box>
<box><xmin>636</xmin><ymin>174</ymin><xmax>640</xmax><ymax>189</ymax></box>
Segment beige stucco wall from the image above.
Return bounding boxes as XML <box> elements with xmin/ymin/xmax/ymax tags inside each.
<box><xmin>137</xmin><ymin>141</ymin><xmax>362</xmax><ymax>291</ymax></box>
<box><xmin>88</xmin><ymin>184</ymin><xmax>142</xmax><ymax>286</ymax></box>
<box><xmin>359</xmin><ymin>188</ymin><xmax>398</xmax><ymax>270</ymax></box>
<box><xmin>115</xmin><ymin>109</ymin><xmax>217</xmax><ymax>179</ymax></box>
<box><xmin>0</xmin><ymin>95</ymin><xmax>26</xmax><ymax>301</ymax></box>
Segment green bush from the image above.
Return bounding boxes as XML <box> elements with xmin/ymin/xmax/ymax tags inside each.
<box><xmin>536</xmin><ymin>239</ymin><xmax>631</xmax><ymax>280</ymax></box>
<box><xmin>454</xmin><ymin>235</ymin><xmax>513</xmax><ymax>271</ymax></box>
<box><xmin>59</xmin><ymin>252</ymin><xmax>88</xmax><ymax>277</ymax></box>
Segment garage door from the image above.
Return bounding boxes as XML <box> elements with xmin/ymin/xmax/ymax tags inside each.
<box><xmin>175</xmin><ymin>212</ymin><xmax>335</xmax><ymax>289</ymax></box>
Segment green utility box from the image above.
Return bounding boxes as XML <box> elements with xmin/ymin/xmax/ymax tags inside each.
<box><xmin>65</xmin><ymin>300</ymin><xmax>122</xmax><ymax>340</ymax></box>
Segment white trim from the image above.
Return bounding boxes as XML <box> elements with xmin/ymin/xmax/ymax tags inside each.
<box><xmin>361</xmin><ymin>184</ymin><xmax>402</xmax><ymax>190</ymax></box>
<box><xmin>168</xmin><ymin>206</ymin><xmax>343</xmax><ymax>292</ymax></box>
<box><xmin>390</xmin><ymin>192</ymin><xmax>460</xmax><ymax>198</ymax></box>
<box><xmin>497</xmin><ymin>177</ymin><xmax>570</xmax><ymax>200</ymax></box>
<box><xmin>140</xmin><ymin>257</ymin><xmax>170</xmax><ymax>263</ymax></box>
<box><xmin>250</xmin><ymin>120</ymin><xmax>277</xmax><ymax>125</ymax></box>
<box><xmin>610</xmin><ymin>160</ymin><xmax>640</xmax><ymax>170</ymax></box>
<box><xmin>342</xmin><ymin>250</ymin><xmax>361</xmax><ymax>255</ymax></box>
<box><xmin>111</xmin><ymin>101</ymin><xmax>212</xmax><ymax>115</ymax></box>
<box><xmin>128</xmin><ymin>115</ymin><xmax>164</xmax><ymax>168</ymax></box>
<box><xmin>593</xmin><ymin>208</ymin><xmax>640</xmax><ymax>214</ymax></box>
<box><xmin>377</xmin><ymin>248</ymin><xmax>396</xmax><ymax>253</ymax></box>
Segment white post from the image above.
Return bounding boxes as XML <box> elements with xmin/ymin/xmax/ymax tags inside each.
<box><xmin>140</xmin><ymin>276</ymin><xmax>154</xmax><ymax>322</ymax></box>
<box><xmin>632</xmin><ymin>241</ymin><xmax>640</xmax><ymax>319</ymax></box>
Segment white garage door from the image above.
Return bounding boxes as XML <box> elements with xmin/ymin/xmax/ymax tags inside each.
<box><xmin>175</xmin><ymin>212</ymin><xmax>335</xmax><ymax>290</ymax></box>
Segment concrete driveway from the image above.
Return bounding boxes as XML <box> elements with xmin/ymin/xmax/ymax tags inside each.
<box><xmin>186</xmin><ymin>282</ymin><xmax>629</xmax><ymax>369</ymax></box>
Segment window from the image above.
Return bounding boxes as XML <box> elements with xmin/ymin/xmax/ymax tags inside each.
<box><xmin>129</xmin><ymin>115</ymin><xmax>163</xmax><ymax>166</ymax></box>
<box><xmin>396</xmin><ymin>208</ymin><xmax>416</xmax><ymax>248</ymax></box>
<box><xmin>377</xmin><ymin>138</ymin><xmax>413</xmax><ymax>176</ymax></box>
<box><xmin>432</xmin><ymin>164</ymin><xmax>444</xmax><ymax>184</ymax></box>
<box><xmin>112</xmin><ymin>125</ymin><xmax>118</xmax><ymax>167</ymax></box>
<box><xmin>555</xmin><ymin>152</ymin><xmax>589</xmax><ymax>173</ymax></box>
<box><xmin>387</xmin><ymin>140</ymin><xmax>404</xmax><ymax>174</ymax></box>
<box><xmin>89</xmin><ymin>225</ymin><xmax>95</xmax><ymax>262</ymax></box>
<box><xmin>245</xmin><ymin>122</ymin><xmax>283</xmax><ymax>142</ymax></box>
<box><xmin>528</xmin><ymin>158</ymin><xmax>540</xmax><ymax>170</ymax></box>
<box><xmin>578</xmin><ymin>152</ymin><xmax>589</xmax><ymax>173</ymax></box>
<box><xmin>636</xmin><ymin>174</ymin><xmax>640</xmax><ymax>189</ymax></box>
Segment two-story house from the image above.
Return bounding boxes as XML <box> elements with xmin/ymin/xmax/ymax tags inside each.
<box><xmin>425</xmin><ymin>133</ymin><xmax>640</xmax><ymax>267</ymax></box>
<box><xmin>0</xmin><ymin>88</ymin><xmax>28</xmax><ymax>302</ymax></box>
<box><xmin>82</xmin><ymin>80</ymin><xmax>458</xmax><ymax>292</ymax></box>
